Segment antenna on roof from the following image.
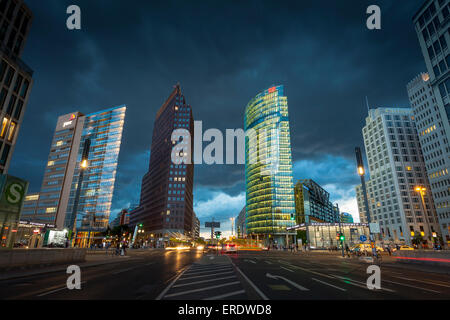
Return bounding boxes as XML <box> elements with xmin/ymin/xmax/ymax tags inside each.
<box><xmin>365</xmin><ymin>96</ymin><xmax>370</xmax><ymax>112</ymax></box>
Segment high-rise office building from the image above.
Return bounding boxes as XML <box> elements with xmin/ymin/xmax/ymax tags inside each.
<box><xmin>355</xmin><ymin>107</ymin><xmax>440</xmax><ymax>246</ymax></box>
<box><xmin>192</xmin><ymin>213</ymin><xmax>200</xmax><ymax>240</ymax></box>
<box><xmin>236</xmin><ymin>206</ymin><xmax>246</xmax><ymax>238</ymax></box>
<box><xmin>0</xmin><ymin>0</ymin><xmax>33</xmax><ymax>173</ymax></box>
<box><xmin>244</xmin><ymin>85</ymin><xmax>296</xmax><ymax>245</ymax></box>
<box><xmin>340</xmin><ymin>212</ymin><xmax>354</xmax><ymax>224</ymax></box>
<box><xmin>294</xmin><ymin>179</ymin><xmax>340</xmax><ymax>224</ymax></box>
<box><xmin>20</xmin><ymin>106</ymin><xmax>126</xmax><ymax>237</ymax></box>
<box><xmin>130</xmin><ymin>85</ymin><xmax>194</xmax><ymax>241</ymax></box>
<box><xmin>412</xmin><ymin>0</ymin><xmax>450</xmax><ymax>245</ymax></box>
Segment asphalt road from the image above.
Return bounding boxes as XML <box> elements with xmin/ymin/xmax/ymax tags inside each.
<box><xmin>0</xmin><ymin>249</ymin><xmax>449</xmax><ymax>300</ymax></box>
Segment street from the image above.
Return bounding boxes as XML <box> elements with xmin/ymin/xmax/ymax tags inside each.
<box><xmin>0</xmin><ymin>249</ymin><xmax>449</xmax><ymax>300</ymax></box>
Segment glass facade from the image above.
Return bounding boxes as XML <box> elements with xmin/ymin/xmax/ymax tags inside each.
<box><xmin>65</xmin><ymin>106</ymin><xmax>126</xmax><ymax>232</ymax></box>
<box><xmin>244</xmin><ymin>85</ymin><xmax>295</xmax><ymax>242</ymax></box>
<box><xmin>294</xmin><ymin>179</ymin><xmax>339</xmax><ymax>224</ymax></box>
<box><xmin>303</xmin><ymin>223</ymin><xmax>370</xmax><ymax>249</ymax></box>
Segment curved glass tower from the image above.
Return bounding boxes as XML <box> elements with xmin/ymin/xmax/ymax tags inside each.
<box><xmin>244</xmin><ymin>85</ymin><xmax>296</xmax><ymax>245</ymax></box>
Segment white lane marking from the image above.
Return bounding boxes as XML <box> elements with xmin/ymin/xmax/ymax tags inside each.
<box><xmin>180</xmin><ymin>271</ymin><xmax>235</xmax><ymax>281</ymax></box>
<box><xmin>233</xmin><ymin>264</ymin><xmax>269</xmax><ymax>300</ymax></box>
<box><xmin>145</xmin><ymin>262</ymin><xmax>155</xmax><ymax>266</ymax></box>
<box><xmin>204</xmin><ymin>290</ymin><xmax>246</xmax><ymax>300</ymax></box>
<box><xmin>184</xmin><ymin>267</ymin><xmax>232</xmax><ymax>276</ymax></box>
<box><xmin>312</xmin><ymin>278</ymin><xmax>347</xmax><ymax>292</ymax></box>
<box><xmin>188</xmin><ymin>264</ymin><xmax>232</xmax><ymax>271</ymax></box>
<box><xmin>265</xmin><ymin>261</ymin><xmax>273</xmax><ymax>265</ymax></box>
<box><xmin>244</xmin><ymin>259</ymin><xmax>256</xmax><ymax>264</ymax></box>
<box><xmin>332</xmin><ymin>275</ymin><xmax>395</xmax><ymax>293</ymax></box>
<box><xmin>37</xmin><ymin>281</ymin><xmax>87</xmax><ymax>297</ymax></box>
<box><xmin>164</xmin><ymin>281</ymin><xmax>241</xmax><ymax>298</ymax></box>
<box><xmin>382</xmin><ymin>279</ymin><xmax>440</xmax><ymax>294</ymax></box>
<box><xmin>393</xmin><ymin>276</ymin><xmax>450</xmax><ymax>288</ymax></box>
<box><xmin>266</xmin><ymin>273</ymin><xmax>309</xmax><ymax>291</ymax></box>
<box><xmin>156</xmin><ymin>266</ymin><xmax>190</xmax><ymax>300</ymax></box>
<box><xmin>280</xmin><ymin>266</ymin><xmax>294</xmax><ymax>273</ymax></box>
<box><xmin>286</xmin><ymin>264</ymin><xmax>336</xmax><ymax>280</ymax></box>
<box><xmin>173</xmin><ymin>275</ymin><xmax>237</xmax><ymax>288</ymax></box>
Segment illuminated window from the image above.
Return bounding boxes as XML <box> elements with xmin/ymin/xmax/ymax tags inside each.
<box><xmin>0</xmin><ymin>117</ymin><xmax>8</xmax><ymax>138</ymax></box>
<box><xmin>7</xmin><ymin>121</ymin><xmax>16</xmax><ymax>141</ymax></box>
<box><xmin>47</xmin><ymin>161</ymin><xmax>55</xmax><ymax>167</ymax></box>
<box><xmin>25</xmin><ymin>194</ymin><xmax>39</xmax><ymax>201</ymax></box>
<box><xmin>56</xmin><ymin>140</ymin><xmax>63</xmax><ymax>146</ymax></box>
<box><xmin>46</xmin><ymin>207</ymin><xmax>56</xmax><ymax>213</ymax></box>
<box><xmin>406</xmin><ymin>166</ymin><xmax>412</xmax><ymax>171</ymax></box>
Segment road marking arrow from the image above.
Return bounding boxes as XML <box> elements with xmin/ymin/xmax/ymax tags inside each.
<box><xmin>266</xmin><ymin>273</ymin><xmax>309</xmax><ymax>291</ymax></box>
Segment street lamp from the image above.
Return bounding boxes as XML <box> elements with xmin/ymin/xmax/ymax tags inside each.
<box><xmin>355</xmin><ymin>147</ymin><xmax>378</xmax><ymax>259</ymax></box>
<box><xmin>414</xmin><ymin>186</ymin><xmax>435</xmax><ymax>248</ymax></box>
<box><xmin>69</xmin><ymin>138</ymin><xmax>91</xmax><ymax>247</ymax></box>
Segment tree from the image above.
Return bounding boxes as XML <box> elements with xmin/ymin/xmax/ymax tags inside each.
<box><xmin>411</xmin><ymin>233</ymin><xmax>424</xmax><ymax>246</ymax></box>
<box><xmin>297</xmin><ymin>230</ymin><xmax>307</xmax><ymax>244</ymax></box>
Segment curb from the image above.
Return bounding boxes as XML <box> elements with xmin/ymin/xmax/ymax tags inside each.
<box><xmin>0</xmin><ymin>256</ymin><xmax>140</xmax><ymax>281</ymax></box>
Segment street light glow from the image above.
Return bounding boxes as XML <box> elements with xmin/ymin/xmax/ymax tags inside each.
<box><xmin>357</xmin><ymin>166</ymin><xmax>364</xmax><ymax>176</ymax></box>
<box><xmin>81</xmin><ymin>159</ymin><xmax>88</xmax><ymax>168</ymax></box>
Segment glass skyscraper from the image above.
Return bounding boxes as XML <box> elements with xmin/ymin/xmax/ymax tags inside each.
<box><xmin>21</xmin><ymin>106</ymin><xmax>126</xmax><ymax>242</ymax></box>
<box><xmin>66</xmin><ymin>106</ymin><xmax>126</xmax><ymax>233</ymax></box>
<box><xmin>244</xmin><ymin>85</ymin><xmax>296</xmax><ymax>245</ymax></box>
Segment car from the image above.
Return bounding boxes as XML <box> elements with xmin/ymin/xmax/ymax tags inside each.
<box><xmin>351</xmin><ymin>243</ymin><xmax>384</xmax><ymax>253</ymax></box>
<box><xmin>398</xmin><ymin>245</ymin><xmax>414</xmax><ymax>251</ymax></box>
<box><xmin>224</xmin><ymin>243</ymin><xmax>237</xmax><ymax>253</ymax></box>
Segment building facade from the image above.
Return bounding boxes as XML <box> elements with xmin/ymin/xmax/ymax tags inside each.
<box><xmin>356</xmin><ymin>107</ymin><xmax>440</xmax><ymax>246</ymax></box>
<box><xmin>192</xmin><ymin>213</ymin><xmax>200</xmax><ymax>240</ymax></box>
<box><xmin>340</xmin><ymin>212</ymin><xmax>354</xmax><ymax>223</ymax></box>
<box><xmin>0</xmin><ymin>0</ymin><xmax>33</xmax><ymax>173</ymax></box>
<box><xmin>407</xmin><ymin>73</ymin><xmax>449</xmax><ymax>245</ymax></box>
<box><xmin>244</xmin><ymin>85</ymin><xmax>296</xmax><ymax>245</ymax></box>
<box><xmin>20</xmin><ymin>106</ymin><xmax>126</xmax><ymax>236</ymax></box>
<box><xmin>130</xmin><ymin>85</ymin><xmax>194</xmax><ymax>241</ymax></box>
<box><xmin>236</xmin><ymin>206</ymin><xmax>246</xmax><ymax>238</ymax></box>
<box><xmin>412</xmin><ymin>0</ymin><xmax>450</xmax><ymax>245</ymax></box>
<box><xmin>294</xmin><ymin>179</ymin><xmax>340</xmax><ymax>224</ymax></box>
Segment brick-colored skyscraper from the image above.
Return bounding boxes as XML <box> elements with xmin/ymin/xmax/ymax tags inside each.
<box><xmin>131</xmin><ymin>85</ymin><xmax>194</xmax><ymax>245</ymax></box>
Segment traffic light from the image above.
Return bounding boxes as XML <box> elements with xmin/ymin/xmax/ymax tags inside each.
<box><xmin>290</xmin><ymin>214</ymin><xmax>295</xmax><ymax>221</ymax></box>
<box><xmin>139</xmin><ymin>223</ymin><xmax>143</xmax><ymax>228</ymax></box>
<box><xmin>339</xmin><ymin>233</ymin><xmax>345</xmax><ymax>241</ymax></box>
<box><xmin>214</xmin><ymin>231</ymin><xmax>222</xmax><ymax>239</ymax></box>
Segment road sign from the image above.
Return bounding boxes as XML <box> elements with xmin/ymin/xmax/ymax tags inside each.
<box><xmin>360</xmin><ymin>235</ymin><xmax>367</xmax><ymax>242</ymax></box>
<box><xmin>0</xmin><ymin>174</ymin><xmax>29</xmax><ymax>249</ymax></box>
<box><xmin>205</xmin><ymin>222</ymin><xmax>220</xmax><ymax>228</ymax></box>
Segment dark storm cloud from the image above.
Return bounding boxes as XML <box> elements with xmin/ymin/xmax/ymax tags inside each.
<box><xmin>10</xmin><ymin>0</ymin><xmax>426</xmax><ymax>220</ymax></box>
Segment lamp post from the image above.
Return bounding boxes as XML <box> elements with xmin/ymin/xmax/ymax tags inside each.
<box><xmin>355</xmin><ymin>147</ymin><xmax>378</xmax><ymax>259</ymax></box>
<box><xmin>415</xmin><ymin>186</ymin><xmax>435</xmax><ymax>248</ymax></box>
<box><xmin>69</xmin><ymin>138</ymin><xmax>91</xmax><ymax>247</ymax></box>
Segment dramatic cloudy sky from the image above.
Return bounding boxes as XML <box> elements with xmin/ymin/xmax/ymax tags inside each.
<box><xmin>10</xmin><ymin>0</ymin><xmax>427</xmax><ymax>238</ymax></box>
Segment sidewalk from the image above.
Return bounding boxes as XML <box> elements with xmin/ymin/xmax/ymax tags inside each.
<box><xmin>0</xmin><ymin>253</ymin><xmax>138</xmax><ymax>281</ymax></box>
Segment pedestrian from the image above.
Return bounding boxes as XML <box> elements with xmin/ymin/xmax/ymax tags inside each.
<box><xmin>386</xmin><ymin>245</ymin><xmax>391</xmax><ymax>256</ymax></box>
<box><xmin>116</xmin><ymin>242</ymin><xmax>120</xmax><ymax>255</ymax></box>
